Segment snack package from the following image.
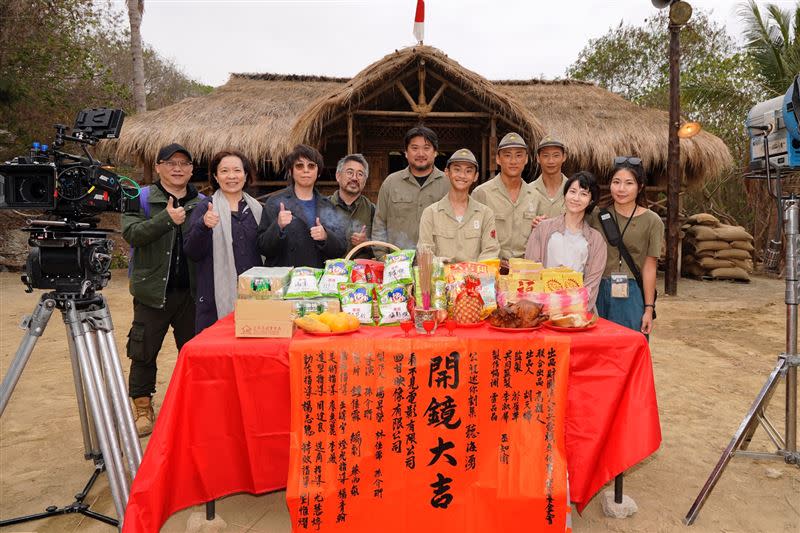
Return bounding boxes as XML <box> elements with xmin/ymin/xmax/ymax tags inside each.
<box><xmin>237</xmin><ymin>267</ymin><xmax>293</xmax><ymax>299</ymax></box>
<box><xmin>355</xmin><ymin>259</ymin><xmax>384</xmax><ymax>284</ymax></box>
<box><xmin>477</xmin><ymin>272</ymin><xmax>497</xmax><ymax>315</ymax></box>
<box><xmin>532</xmin><ymin>287</ymin><xmax>589</xmax><ymax>316</ymax></box>
<box><xmin>446</xmin><ymin>262</ymin><xmax>494</xmax><ymax>317</ymax></box>
<box><xmin>509</xmin><ymin>258</ymin><xmax>543</xmax><ymax>273</ymax></box>
<box><xmin>285</xmin><ymin>267</ymin><xmax>323</xmax><ymax>299</ymax></box>
<box><xmin>383</xmin><ymin>249</ymin><xmax>416</xmax><ymax>285</ymax></box>
<box><xmin>318</xmin><ymin>259</ymin><xmax>355</xmax><ymax>297</ymax></box>
<box><xmin>497</xmin><ymin>273</ymin><xmax>544</xmax><ymax>307</ymax></box>
<box><xmin>290</xmin><ymin>298</ymin><xmax>341</xmax><ymax>317</ymax></box>
<box><xmin>338</xmin><ymin>283</ymin><xmax>376</xmax><ymax>324</ymax></box>
<box><xmin>351</xmin><ymin>263</ymin><xmax>368</xmax><ymax>283</ymax></box>
<box><xmin>376</xmin><ymin>283</ymin><xmax>412</xmax><ymax>325</ymax></box>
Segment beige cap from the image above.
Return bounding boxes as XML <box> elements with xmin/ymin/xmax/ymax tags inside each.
<box><xmin>447</xmin><ymin>148</ymin><xmax>478</xmax><ymax>168</ymax></box>
<box><xmin>497</xmin><ymin>132</ymin><xmax>528</xmax><ymax>151</ymax></box>
<box><xmin>536</xmin><ymin>135</ymin><xmax>566</xmax><ymax>152</ymax></box>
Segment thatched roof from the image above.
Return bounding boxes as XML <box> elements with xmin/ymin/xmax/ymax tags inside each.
<box><xmin>104</xmin><ymin>45</ymin><xmax>732</xmax><ymax>186</ymax></box>
<box><xmin>497</xmin><ymin>80</ymin><xmax>733</xmax><ymax>184</ymax></box>
<box><xmin>107</xmin><ymin>74</ymin><xmax>343</xmax><ymax>168</ymax></box>
<box><xmin>288</xmin><ymin>46</ymin><xmax>545</xmax><ymax>150</ymax></box>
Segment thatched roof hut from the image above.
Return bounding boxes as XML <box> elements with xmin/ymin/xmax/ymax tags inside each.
<box><xmin>105</xmin><ymin>45</ymin><xmax>732</xmax><ymax>199</ymax></box>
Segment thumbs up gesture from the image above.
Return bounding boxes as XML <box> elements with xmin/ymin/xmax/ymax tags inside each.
<box><xmin>277</xmin><ymin>202</ymin><xmax>293</xmax><ymax>229</ymax></box>
<box><xmin>310</xmin><ymin>216</ymin><xmax>327</xmax><ymax>242</ymax></box>
<box><xmin>166</xmin><ymin>196</ymin><xmax>186</xmax><ymax>225</ymax></box>
<box><xmin>203</xmin><ymin>201</ymin><xmax>220</xmax><ymax>229</ymax></box>
<box><xmin>351</xmin><ymin>224</ymin><xmax>367</xmax><ymax>246</ymax></box>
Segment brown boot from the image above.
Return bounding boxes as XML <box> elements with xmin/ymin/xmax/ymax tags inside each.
<box><xmin>133</xmin><ymin>396</ymin><xmax>155</xmax><ymax>437</ymax></box>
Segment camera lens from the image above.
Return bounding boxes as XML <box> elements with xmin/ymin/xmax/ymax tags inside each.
<box><xmin>19</xmin><ymin>176</ymin><xmax>50</xmax><ymax>203</ymax></box>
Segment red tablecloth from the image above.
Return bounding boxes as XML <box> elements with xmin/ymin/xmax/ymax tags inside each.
<box><xmin>122</xmin><ymin>316</ymin><xmax>660</xmax><ymax>533</ymax></box>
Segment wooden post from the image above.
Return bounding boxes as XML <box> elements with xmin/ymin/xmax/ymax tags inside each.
<box><xmin>417</xmin><ymin>61</ymin><xmax>427</xmax><ymax>106</ymax></box>
<box><xmin>347</xmin><ymin>113</ymin><xmax>354</xmax><ymax>154</ymax></box>
<box><xmin>665</xmin><ymin>24</ymin><xmax>681</xmax><ymax>296</ymax></box>
<box><xmin>143</xmin><ymin>163</ymin><xmax>153</xmax><ymax>184</ymax></box>
<box><xmin>489</xmin><ymin>115</ymin><xmax>498</xmax><ymax>175</ymax></box>
<box><xmin>481</xmin><ymin>134</ymin><xmax>488</xmax><ymax>183</ymax></box>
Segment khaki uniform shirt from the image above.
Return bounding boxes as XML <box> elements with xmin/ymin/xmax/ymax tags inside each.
<box><xmin>329</xmin><ymin>191</ymin><xmax>375</xmax><ymax>259</ymax></box>
<box><xmin>471</xmin><ymin>175</ymin><xmax>538</xmax><ymax>260</ymax></box>
<box><xmin>372</xmin><ymin>166</ymin><xmax>449</xmax><ymax>254</ymax></box>
<box><xmin>530</xmin><ymin>173</ymin><xmax>568</xmax><ymax>218</ymax></box>
<box><xmin>418</xmin><ymin>195</ymin><xmax>500</xmax><ymax>263</ymax></box>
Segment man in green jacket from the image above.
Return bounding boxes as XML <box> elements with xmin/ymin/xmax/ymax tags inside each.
<box><xmin>122</xmin><ymin>143</ymin><xmax>204</xmax><ymax>437</ymax></box>
<box><xmin>329</xmin><ymin>153</ymin><xmax>375</xmax><ymax>259</ymax></box>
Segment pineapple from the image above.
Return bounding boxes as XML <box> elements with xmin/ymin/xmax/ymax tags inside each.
<box><xmin>453</xmin><ymin>275</ymin><xmax>484</xmax><ymax>324</ymax></box>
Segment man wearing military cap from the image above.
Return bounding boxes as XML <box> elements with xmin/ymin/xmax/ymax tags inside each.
<box><xmin>471</xmin><ymin>132</ymin><xmax>539</xmax><ymax>265</ymax></box>
<box><xmin>418</xmin><ymin>148</ymin><xmax>499</xmax><ymax>263</ymax></box>
<box><xmin>531</xmin><ymin>135</ymin><xmax>569</xmax><ymax>226</ymax></box>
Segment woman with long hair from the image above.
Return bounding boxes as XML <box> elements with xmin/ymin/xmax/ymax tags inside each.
<box><xmin>591</xmin><ymin>157</ymin><xmax>663</xmax><ymax>335</ymax></box>
<box><xmin>524</xmin><ymin>171</ymin><xmax>606</xmax><ymax>310</ymax></box>
<box><xmin>184</xmin><ymin>150</ymin><xmax>263</xmax><ymax>333</ymax></box>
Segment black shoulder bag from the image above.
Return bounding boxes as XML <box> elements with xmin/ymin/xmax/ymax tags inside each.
<box><xmin>598</xmin><ymin>208</ymin><xmax>657</xmax><ymax>319</ymax></box>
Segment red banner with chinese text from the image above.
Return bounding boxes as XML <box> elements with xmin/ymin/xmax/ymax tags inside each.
<box><xmin>287</xmin><ymin>334</ymin><xmax>571</xmax><ymax>533</ymax></box>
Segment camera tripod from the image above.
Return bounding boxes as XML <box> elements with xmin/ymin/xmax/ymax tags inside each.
<box><xmin>684</xmin><ymin>198</ymin><xmax>799</xmax><ymax>525</ymax></box>
<box><xmin>0</xmin><ymin>291</ymin><xmax>142</xmax><ymax>529</ymax></box>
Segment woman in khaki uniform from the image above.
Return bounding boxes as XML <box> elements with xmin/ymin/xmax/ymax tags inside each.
<box><xmin>417</xmin><ymin>149</ymin><xmax>500</xmax><ymax>263</ymax></box>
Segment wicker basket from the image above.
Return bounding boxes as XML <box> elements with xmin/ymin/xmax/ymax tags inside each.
<box><xmin>344</xmin><ymin>240</ymin><xmax>400</xmax><ymax>260</ymax></box>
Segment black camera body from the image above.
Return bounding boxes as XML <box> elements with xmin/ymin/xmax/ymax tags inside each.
<box><xmin>1</xmin><ymin>109</ymin><xmax>137</xmax><ymax>295</ymax></box>
<box><xmin>0</xmin><ymin>108</ymin><xmax>133</xmax><ymax>218</ymax></box>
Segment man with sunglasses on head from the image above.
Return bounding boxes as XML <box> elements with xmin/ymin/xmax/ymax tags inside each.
<box><xmin>122</xmin><ymin>143</ymin><xmax>205</xmax><ymax>437</ymax></box>
<box><xmin>329</xmin><ymin>154</ymin><xmax>375</xmax><ymax>259</ymax></box>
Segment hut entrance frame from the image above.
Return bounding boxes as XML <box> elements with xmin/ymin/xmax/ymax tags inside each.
<box><xmin>313</xmin><ymin>59</ymin><xmax>532</xmax><ymax>201</ymax></box>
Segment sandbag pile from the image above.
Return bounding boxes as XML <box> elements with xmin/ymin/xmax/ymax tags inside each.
<box><xmin>681</xmin><ymin>213</ymin><xmax>754</xmax><ymax>282</ymax></box>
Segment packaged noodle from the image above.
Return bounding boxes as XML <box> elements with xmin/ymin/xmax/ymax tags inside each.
<box><xmin>383</xmin><ymin>249</ymin><xmax>416</xmax><ymax>285</ymax></box>
<box><xmin>237</xmin><ymin>266</ymin><xmax>293</xmax><ymax>299</ymax></box>
<box><xmin>285</xmin><ymin>267</ymin><xmax>323</xmax><ymax>299</ymax></box>
<box><xmin>376</xmin><ymin>283</ymin><xmax>412</xmax><ymax>325</ymax></box>
<box><xmin>338</xmin><ymin>283</ymin><xmax>376</xmax><ymax>324</ymax></box>
<box><xmin>318</xmin><ymin>259</ymin><xmax>355</xmax><ymax>297</ymax></box>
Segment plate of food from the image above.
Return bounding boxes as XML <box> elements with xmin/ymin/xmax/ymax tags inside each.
<box><xmin>294</xmin><ymin>312</ymin><xmax>361</xmax><ymax>335</ymax></box>
<box><xmin>544</xmin><ymin>313</ymin><xmax>598</xmax><ymax>332</ymax></box>
<box><xmin>487</xmin><ymin>300</ymin><xmax>548</xmax><ymax>330</ymax></box>
<box><xmin>488</xmin><ymin>324</ymin><xmax>542</xmax><ymax>333</ymax></box>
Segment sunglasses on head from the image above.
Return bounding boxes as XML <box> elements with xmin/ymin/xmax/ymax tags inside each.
<box><xmin>614</xmin><ymin>156</ymin><xmax>642</xmax><ymax>166</ymax></box>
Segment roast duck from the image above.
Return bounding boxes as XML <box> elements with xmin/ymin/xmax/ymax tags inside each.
<box><xmin>488</xmin><ymin>300</ymin><xmax>548</xmax><ymax>329</ymax></box>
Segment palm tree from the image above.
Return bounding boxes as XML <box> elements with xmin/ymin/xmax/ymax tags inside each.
<box><xmin>127</xmin><ymin>0</ymin><xmax>146</xmax><ymax>113</ymax></box>
<box><xmin>738</xmin><ymin>0</ymin><xmax>800</xmax><ymax>97</ymax></box>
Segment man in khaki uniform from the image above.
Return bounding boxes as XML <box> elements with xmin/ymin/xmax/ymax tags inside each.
<box><xmin>418</xmin><ymin>148</ymin><xmax>499</xmax><ymax>263</ymax></box>
<box><xmin>329</xmin><ymin>154</ymin><xmax>375</xmax><ymax>259</ymax></box>
<box><xmin>531</xmin><ymin>135</ymin><xmax>569</xmax><ymax>225</ymax></box>
<box><xmin>471</xmin><ymin>132</ymin><xmax>539</xmax><ymax>263</ymax></box>
<box><xmin>372</xmin><ymin>126</ymin><xmax>449</xmax><ymax>256</ymax></box>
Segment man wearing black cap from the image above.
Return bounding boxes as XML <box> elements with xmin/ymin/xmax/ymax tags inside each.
<box><xmin>122</xmin><ymin>143</ymin><xmax>204</xmax><ymax>437</ymax></box>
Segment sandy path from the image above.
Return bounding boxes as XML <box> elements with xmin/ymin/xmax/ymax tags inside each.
<box><xmin>0</xmin><ymin>270</ymin><xmax>797</xmax><ymax>532</ymax></box>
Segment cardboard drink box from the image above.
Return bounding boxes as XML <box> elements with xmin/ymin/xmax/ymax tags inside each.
<box><xmin>235</xmin><ymin>299</ymin><xmax>295</xmax><ymax>338</ymax></box>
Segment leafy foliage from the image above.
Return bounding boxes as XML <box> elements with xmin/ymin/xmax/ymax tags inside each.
<box><xmin>0</xmin><ymin>0</ymin><xmax>211</xmax><ymax>160</ymax></box>
<box><xmin>567</xmin><ymin>9</ymin><xmax>772</xmax><ymax>229</ymax></box>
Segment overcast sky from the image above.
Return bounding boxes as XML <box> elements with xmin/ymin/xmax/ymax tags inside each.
<box><xmin>130</xmin><ymin>0</ymin><xmax>774</xmax><ymax>88</ymax></box>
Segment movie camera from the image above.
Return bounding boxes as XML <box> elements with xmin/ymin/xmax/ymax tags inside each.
<box><xmin>747</xmin><ymin>74</ymin><xmax>800</xmax><ymax>172</ymax></box>
<box><xmin>0</xmin><ymin>108</ymin><xmax>139</xmax><ymax>294</ymax></box>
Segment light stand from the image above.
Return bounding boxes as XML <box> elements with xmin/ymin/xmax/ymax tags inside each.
<box><xmin>683</xmin><ymin>128</ymin><xmax>799</xmax><ymax>526</ymax></box>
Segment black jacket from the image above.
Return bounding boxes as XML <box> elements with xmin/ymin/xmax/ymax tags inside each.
<box><xmin>257</xmin><ymin>187</ymin><xmax>348</xmax><ymax>267</ymax></box>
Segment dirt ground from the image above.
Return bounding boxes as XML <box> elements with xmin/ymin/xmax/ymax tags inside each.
<box><xmin>0</xmin><ymin>269</ymin><xmax>798</xmax><ymax>532</ymax></box>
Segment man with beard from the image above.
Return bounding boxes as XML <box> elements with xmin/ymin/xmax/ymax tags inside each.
<box><xmin>372</xmin><ymin>126</ymin><xmax>449</xmax><ymax>256</ymax></box>
<box><xmin>471</xmin><ymin>132</ymin><xmax>539</xmax><ymax>267</ymax></box>
<box><xmin>329</xmin><ymin>153</ymin><xmax>375</xmax><ymax>259</ymax></box>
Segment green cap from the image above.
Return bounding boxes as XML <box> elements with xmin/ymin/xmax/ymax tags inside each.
<box><xmin>497</xmin><ymin>132</ymin><xmax>528</xmax><ymax>151</ymax></box>
<box><xmin>447</xmin><ymin>148</ymin><xmax>478</xmax><ymax>168</ymax></box>
<box><xmin>537</xmin><ymin>135</ymin><xmax>566</xmax><ymax>153</ymax></box>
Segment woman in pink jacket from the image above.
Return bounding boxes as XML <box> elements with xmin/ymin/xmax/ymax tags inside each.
<box><xmin>524</xmin><ymin>171</ymin><xmax>606</xmax><ymax>310</ymax></box>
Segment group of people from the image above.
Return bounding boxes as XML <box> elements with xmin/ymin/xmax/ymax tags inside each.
<box><xmin>122</xmin><ymin>126</ymin><xmax>663</xmax><ymax>437</ymax></box>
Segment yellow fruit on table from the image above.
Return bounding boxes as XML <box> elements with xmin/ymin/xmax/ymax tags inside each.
<box><xmin>317</xmin><ymin>311</ymin><xmax>335</xmax><ymax>328</ymax></box>
<box><xmin>344</xmin><ymin>313</ymin><xmax>360</xmax><ymax>330</ymax></box>
<box><xmin>294</xmin><ymin>316</ymin><xmax>331</xmax><ymax>333</ymax></box>
<box><xmin>329</xmin><ymin>314</ymin><xmax>351</xmax><ymax>332</ymax></box>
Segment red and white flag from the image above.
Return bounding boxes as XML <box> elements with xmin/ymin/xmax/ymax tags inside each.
<box><xmin>413</xmin><ymin>0</ymin><xmax>424</xmax><ymax>43</ymax></box>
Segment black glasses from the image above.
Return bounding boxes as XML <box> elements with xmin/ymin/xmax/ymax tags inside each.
<box><xmin>614</xmin><ymin>156</ymin><xmax>642</xmax><ymax>166</ymax></box>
